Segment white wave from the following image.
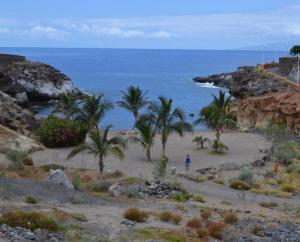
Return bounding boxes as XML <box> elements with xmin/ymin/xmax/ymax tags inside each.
<box><xmin>195</xmin><ymin>82</ymin><xmax>220</xmax><ymax>89</ymax></box>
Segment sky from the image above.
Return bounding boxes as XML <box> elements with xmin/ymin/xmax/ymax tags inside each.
<box><xmin>0</xmin><ymin>0</ymin><xmax>300</xmax><ymax>50</ymax></box>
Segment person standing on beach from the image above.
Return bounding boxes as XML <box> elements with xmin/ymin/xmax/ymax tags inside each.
<box><xmin>185</xmin><ymin>155</ymin><xmax>191</xmax><ymax>172</ymax></box>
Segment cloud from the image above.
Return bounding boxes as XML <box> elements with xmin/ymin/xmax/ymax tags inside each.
<box><xmin>24</xmin><ymin>25</ymin><xmax>71</xmax><ymax>40</ymax></box>
<box><xmin>69</xmin><ymin>23</ymin><xmax>173</xmax><ymax>38</ymax></box>
<box><xmin>0</xmin><ymin>27</ymin><xmax>10</xmax><ymax>34</ymax></box>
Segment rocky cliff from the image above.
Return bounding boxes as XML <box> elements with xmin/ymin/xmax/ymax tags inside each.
<box><xmin>0</xmin><ymin>55</ymin><xmax>80</xmax><ymax>106</ymax></box>
<box><xmin>194</xmin><ymin>66</ymin><xmax>300</xmax><ymax>135</ymax></box>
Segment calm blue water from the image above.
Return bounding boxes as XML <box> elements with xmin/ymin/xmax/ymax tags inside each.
<box><xmin>0</xmin><ymin>47</ymin><xmax>286</xmax><ymax>130</ymax></box>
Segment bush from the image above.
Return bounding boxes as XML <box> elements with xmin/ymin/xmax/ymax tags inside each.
<box><xmin>230</xmin><ymin>180</ymin><xmax>251</xmax><ymax>190</ymax></box>
<box><xmin>280</xmin><ymin>184</ymin><xmax>297</xmax><ymax>193</ymax></box>
<box><xmin>186</xmin><ymin>217</ymin><xmax>202</xmax><ymax>228</ymax></box>
<box><xmin>238</xmin><ymin>167</ymin><xmax>253</xmax><ymax>184</ymax></box>
<box><xmin>197</xmin><ymin>228</ymin><xmax>208</xmax><ymax>239</ymax></box>
<box><xmin>41</xmin><ymin>164</ymin><xmax>65</xmax><ymax>172</ymax></box>
<box><xmin>194</xmin><ymin>194</ymin><xmax>205</xmax><ymax>203</ymax></box>
<box><xmin>251</xmin><ymin>225</ymin><xmax>263</xmax><ymax>235</ymax></box>
<box><xmin>173</xmin><ymin>191</ymin><xmax>191</xmax><ymax>202</ymax></box>
<box><xmin>213</xmin><ymin>178</ymin><xmax>225</xmax><ymax>185</ymax></box>
<box><xmin>207</xmin><ymin>221</ymin><xmax>225</xmax><ymax>240</ymax></box>
<box><xmin>123</xmin><ymin>208</ymin><xmax>148</xmax><ymax>222</ymax></box>
<box><xmin>113</xmin><ymin>170</ymin><xmax>123</xmax><ymax>177</ymax></box>
<box><xmin>159</xmin><ymin>211</ymin><xmax>182</xmax><ymax>224</ymax></box>
<box><xmin>36</xmin><ymin>116</ymin><xmax>87</xmax><ymax>148</ymax></box>
<box><xmin>0</xmin><ymin>149</ymin><xmax>28</xmax><ymax>162</ymax></box>
<box><xmin>200</xmin><ymin>207</ymin><xmax>212</xmax><ymax>220</ymax></box>
<box><xmin>25</xmin><ymin>196</ymin><xmax>37</xmax><ymax>204</ymax></box>
<box><xmin>223</xmin><ymin>211</ymin><xmax>238</xmax><ymax>224</ymax></box>
<box><xmin>90</xmin><ymin>181</ymin><xmax>112</xmax><ymax>193</ymax></box>
<box><xmin>22</xmin><ymin>157</ymin><xmax>34</xmax><ymax>166</ymax></box>
<box><xmin>288</xmin><ymin>163</ymin><xmax>300</xmax><ymax>173</ymax></box>
<box><xmin>259</xmin><ymin>202</ymin><xmax>278</xmax><ymax>208</ymax></box>
<box><xmin>0</xmin><ymin>211</ymin><xmax>59</xmax><ymax>231</ymax></box>
<box><xmin>276</xmin><ymin>141</ymin><xmax>300</xmax><ymax>165</ymax></box>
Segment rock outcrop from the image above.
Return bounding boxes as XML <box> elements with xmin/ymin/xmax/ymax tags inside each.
<box><xmin>0</xmin><ymin>54</ymin><xmax>80</xmax><ymax>106</ymax></box>
<box><xmin>194</xmin><ymin>66</ymin><xmax>300</xmax><ymax>135</ymax></box>
<box><xmin>0</xmin><ymin>124</ymin><xmax>44</xmax><ymax>154</ymax></box>
<box><xmin>0</xmin><ymin>91</ymin><xmax>40</xmax><ymax>136</ymax></box>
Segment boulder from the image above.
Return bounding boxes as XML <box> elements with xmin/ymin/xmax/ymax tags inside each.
<box><xmin>15</xmin><ymin>92</ymin><xmax>29</xmax><ymax>107</ymax></box>
<box><xmin>46</xmin><ymin>169</ymin><xmax>74</xmax><ymax>190</ymax></box>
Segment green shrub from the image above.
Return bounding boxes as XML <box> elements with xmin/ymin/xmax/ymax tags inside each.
<box><xmin>173</xmin><ymin>191</ymin><xmax>191</xmax><ymax>202</ymax></box>
<box><xmin>288</xmin><ymin>163</ymin><xmax>300</xmax><ymax>173</ymax></box>
<box><xmin>90</xmin><ymin>181</ymin><xmax>112</xmax><ymax>193</ymax></box>
<box><xmin>25</xmin><ymin>196</ymin><xmax>37</xmax><ymax>204</ymax></box>
<box><xmin>194</xmin><ymin>194</ymin><xmax>205</xmax><ymax>203</ymax></box>
<box><xmin>0</xmin><ymin>149</ymin><xmax>28</xmax><ymax>162</ymax></box>
<box><xmin>36</xmin><ymin>116</ymin><xmax>87</xmax><ymax>148</ymax></box>
<box><xmin>41</xmin><ymin>164</ymin><xmax>65</xmax><ymax>171</ymax></box>
<box><xmin>238</xmin><ymin>167</ymin><xmax>253</xmax><ymax>184</ymax></box>
<box><xmin>259</xmin><ymin>202</ymin><xmax>278</xmax><ymax>208</ymax></box>
<box><xmin>123</xmin><ymin>208</ymin><xmax>148</xmax><ymax>222</ymax></box>
<box><xmin>276</xmin><ymin>141</ymin><xmax>300</xmax><ymax>165</ymax></box>
<box><xmin>0</xmin><ymin>211</ymin><xmax>59</xmax><ymax>231</ymax></box>
<box><xmin>230</xmin><ymin>180</ymin><xmax>251</xmax><ymax>190</ymax></box>
<box><xmin>213</xmin><ymin>178</ymin><xmax>225</xmax><ymax>185</ymax></box>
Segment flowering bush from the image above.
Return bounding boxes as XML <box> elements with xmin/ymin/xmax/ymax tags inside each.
<box><xmin>36</xmin><ymin>116</ymin><xmax>87</xmax><ymax>148</ymax></box>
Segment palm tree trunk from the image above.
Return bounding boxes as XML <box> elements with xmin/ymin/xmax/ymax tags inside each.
<box><xmin>99</xmin><ymin>156</ymin><xmax>104</xmax><ymax>173</ymax></box>
<box><xmin>146</xmin><ymin>147</ymin><xmax>151</xmax><ymax>161</ymax></box>
<box><xmin>162</xmin><ymin>141</ymin><xmax>166</xmax><ymax>159</ymax></box>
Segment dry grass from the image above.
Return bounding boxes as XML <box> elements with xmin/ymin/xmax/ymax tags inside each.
<box><xmin>200</xmin><ymin>208</ymin><xmax>213</xmax><ymax>220</ymax></box>
<box><xmin>159</xmin><ymin>211</ymin><xmax>182</xmax><ymax>225</ymax></box>
<box><xmin>25</xmin><ymin>195</ymin><xmax>37</xmax><ymax>204</ymax></box>
<box><xmin>123</xmin><ymin>208</ymin><xmax>148</xmax><ymax>222</ymax></box>
<box><xmin>51</xmin><ymin>208</ymin><xmax>71</xmax><ymax>222</ymax></box>
<box><xmin>197</xmin><ymin>227</ymin><xmax>209</xmax><ymax>239</ymax></box>
<box><xmin>223</xmin><ymin>210</ymin><xmax>238</xmax><ymax>224</ymax></box>
<box><xmin>280</xmin><ymin>184</ymin><xmax>297</xmax><ymax>193</ymax></box>
<box><xmin>186</xmin><ymin>217</ymin><xmax>202</xmax><ymax>229</ymax></box>
<box><xmin>207</xmin><ymin>221</ymin><xmax>225</xmax><ymax>240</ymax></box>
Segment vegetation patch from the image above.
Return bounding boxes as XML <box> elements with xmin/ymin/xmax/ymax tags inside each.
<box><xmin>0</xmin><ymin>210</ymin><xmax>60</xmax><ymax>231</ymax></box>
<box><xmin>230</xmin><ymin>179</ymin><xmax>251</xmax><ymax>190</ymax></box>
<box><xmin>186</xmin><ymin>217</ymin><xmax>202</xmax><ymax>229</ymax></box>
<box><xmin>280</xmin><ymin>184</ymin><xmax>297</xmax><ymax>193</ymax></box>
<box><xmin>41</xmin><ymin>164</ymin><xmax>65</xmax><ymax>172</ymax></box>
<box><xmin>25</xmin><ymin>195</ymin><xmax>37</xmax><ymax>204</ymax></box>
<box><xmin>223</xmin><ymin>210</ymin><xmax>238</xmax><ymax>224</ymax></box>
<box><xmin>207</xmin><ymin>221</ymin><xmax>225</xmax><ymax>240</ymax></box>
<box><xmin>200</xmin><ymin>207</ymin><xmax>213</xmax><ymax>220</ymax></box>
<box><xmin>36</xmin><ymin>115</ymin><xmax>87</xmax><ymax>148</ymax></box>
<box><xmin>123</xmin><ymin>208</ymin><xmax>148</xmax><ymax>222</ymax></box>
<box><xmin>193</xmin><ymin>194</ymin><xmax>205</xmax><ymax>203</ymax></box>
<box><xmin>173</xmin><ymin>191</ymin><xmax>191</xmax><ymax>202</ymax></box>
<box><xmin>259</xmin><ymin>202</ymin><xmax>278</xmax><ymax>208</ymax></box>
<box><xmin>213</xmin><ymin>178</ymin><xmax>225</xmax><ymax>185</ymax></box>
<box><xmin>159</xmin><ymin>211</ymin><xmax>182</xmax><ymax>225</ymax></box>
<box><xmin>71</xmin><ymin>213</ymin><xmax>88</xmax><ymax>222</ymax></box>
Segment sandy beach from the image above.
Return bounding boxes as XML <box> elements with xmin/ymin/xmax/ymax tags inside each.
<box><xmin>31</xmin><ymin>130</ymin><xmax>270</xmax><ymax>179</ymax></box>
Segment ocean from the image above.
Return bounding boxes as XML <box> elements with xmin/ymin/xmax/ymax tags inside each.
<box><xmin>0</xmin><ymin>47</ymin><xmax>286</xmax><ymax>130</ymax></box>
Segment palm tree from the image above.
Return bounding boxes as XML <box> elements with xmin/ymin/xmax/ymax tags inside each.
<box><xmin>75</xmin><ymin>94</ymin><xmax>113</xmax><ymax>131</ymax></box>
<box><xmin>211</xmin><ymin>139</ymin><xmax>228</xmax><ymax>153</ymax></box>
<box><xmin>147</xmin><ymin>96</ymin><xmax>193</xmax><ymax>158</ymax></box>
<box><xmin>195</xmin><ymin>90</ymin><xmax>236</xmax><ymax>140</ymax></box>
<box><xmin>129</xmin><ymin>119</ymin><xmax>156</xmax><ymax>161</ymax></box>
<box><xmin>67</xmin><ymin>125</ymin><xmax>126</xmax><ymax>173</ymax></box>
<box><xmin>117</xmin><ymin>86</ymin><xmax>149</xmax><ymax>128</ymax></box>
<box><xmin>52</xmin><ymin>93</ymin><xmax>77</xmax><ymax>120</ymax></box>
<box><xmin>192</xmin><ymin>136</ymin><xmax>210</xmax><ymax>149</ymax></box>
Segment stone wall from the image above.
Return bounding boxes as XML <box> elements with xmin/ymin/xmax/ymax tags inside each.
<box><xmin>279</xmin><ymin>57</ymin><xmax>298</xmax><ymax>75</ymax></box>
<box><xmin>0</xmin><ymin>54</ymin><xmax>26</xmax><ymax>65</ymax></box>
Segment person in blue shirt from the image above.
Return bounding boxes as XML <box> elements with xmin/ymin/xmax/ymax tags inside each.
<box><xmin>185</xmin><ymin>154</ymin><xmax>191</xmax><ymax>172</ymax></box>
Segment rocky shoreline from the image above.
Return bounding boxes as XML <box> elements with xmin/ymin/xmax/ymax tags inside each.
<box><xmin>194</xmin><ymin>65</ymin><xmax>300</xmax><ymax>134</ymax></box>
